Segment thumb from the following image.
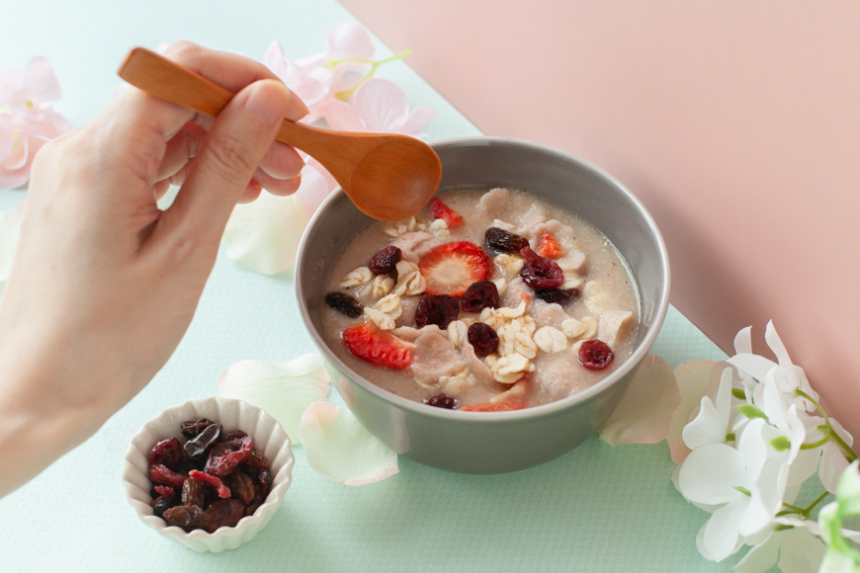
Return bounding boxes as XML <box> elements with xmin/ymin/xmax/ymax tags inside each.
<box><xmin>157</xmin><ymin>79</ymin><xmax>291</xmax><ymax>243</ymax></box>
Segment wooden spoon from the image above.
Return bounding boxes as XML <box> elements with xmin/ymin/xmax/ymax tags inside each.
<box><xmin>117</xmin><ymin>47</ymin><xmax>442</xmax><ymax>221</ymax></box>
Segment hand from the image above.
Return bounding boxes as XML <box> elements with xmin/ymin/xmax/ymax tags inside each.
<box><xmin>0</xmin><ymin>41</ymin><xmax>308</xmax><ymax>497</ymax></box>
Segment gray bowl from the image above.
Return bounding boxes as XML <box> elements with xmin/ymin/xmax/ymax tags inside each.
<box><xmin>295</xmin><ymin>137</ymin><xmax>670</xmax><ymax>474</ymax></box>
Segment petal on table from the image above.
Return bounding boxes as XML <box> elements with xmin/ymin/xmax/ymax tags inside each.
<box><xmin>679</xmin><ymin>443</ymin><xmax>745</xmax><ymax>505</ymax></box>
<box><xmin>219</xmin><ymin>354</ymin><xmax>330</xmax><ymax>444</ymax></box>
<box><xmin>299</xmin><ymin>402</ymin><xmax>399</xmax><ymax>486</ymax></box>
<box><xmin>598</xmin><ymin>355</ymin><xmax>679</xmax><ymax>446</ymax></box>
<box><xmin>222</xmin><ymin>189</ymin><xmax>310</xmax><ymax>275</ymax></box>
<box><xmin>668</xmin><ymin>359</ymin><xmax>718</xmax><ymax>463</ymax></box>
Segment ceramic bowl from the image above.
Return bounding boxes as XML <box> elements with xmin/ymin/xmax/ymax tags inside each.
<box><xmin>122</xmin><ymin>397</ymin><xmax>294</xmax><ymax>552</ymax></box>
<box><xmin>296</xmin><ymin>137</ymin><xmax>670</xmax><ymax>474</ymax></box>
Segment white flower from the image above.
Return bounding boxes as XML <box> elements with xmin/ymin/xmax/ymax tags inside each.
<box><xmin>733</xmin><ymin>518</ymin><xmax>826</xmax><ymax>573</ymax></box>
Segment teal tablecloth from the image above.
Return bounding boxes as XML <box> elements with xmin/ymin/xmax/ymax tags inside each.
<box><xmin>0</xmin><ymin>1</ymin><xmax>761</xmax><ymax>571</ymax></box>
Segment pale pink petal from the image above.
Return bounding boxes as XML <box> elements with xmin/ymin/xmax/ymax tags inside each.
<box><xmin>0</xmin><ymin>68</ymin><xmax>26</xmax><ymax>107</ymax></box>
<box><xmin>298</xmin><ymin>402</ymin><xmax>398</xmax><ymax>486</ymax></box>
<box><xmin>295</xmin><ymin>164</ymin><xmax>335</xmax><ymax>213</ymax></box>
<box><xmin>668</xmin><ymin>359</ymin><xmax>718</xmax><ymax>463</ymax></box>
<box><xmin>0</xmin><ymin>130</ymin><xmax>32</xmax><ymax>189</ymax></box>
<box><xmin>320</xmin><ymin>98</ymin><xmax>364</xmax><ymax>132</ymax></box>
<box><xmin>262</xmin><ymin>41</ymin><xmax>329</xmax><ymax>108</ymax></box>
<box><xmin>324</xmin><ymin>22</ymin><xmax>374</xmax><ymax>61</ymax></box>
<box><xmin>598</xmin><ymin>355</ymin><xmax>679</xmax><ymax>446</ymax></box>
<box><xmin>349</xmin><ymin>78</ymin><xmax>409</xmax><ymax>132</ymax></box>
<box><xmin>262</xmin><ymin>41</ymin><xmax>290</xmax><ymax>79</ymax></box>
<box><xmin>330</xmin><ymin>65</ymin><xmax>369</xmax><ymax>94</ymax></box>
<box><xmin>24</xmin><ymin>57</ymin><xmax>61</xmax><ymax>105</ymax></box>
<box><xmin>307</xmin><ymin>158</ymin><xmax>338</xmax><ymax>192</ymax></box>
<box><xmin>400</xmin><ymin>106</ymin><xmax>435</xmax><ymax>135</ymax></box>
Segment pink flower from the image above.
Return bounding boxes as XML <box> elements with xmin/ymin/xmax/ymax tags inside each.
<box><xmin>321</xmin><ymin>78</ymin><xmax>435</xmax><ymax>139</ymax></box>
<box><xmin>0</xmin><ymin>57</ymin><xmax>70</xmax><ymax>189</ymax></box>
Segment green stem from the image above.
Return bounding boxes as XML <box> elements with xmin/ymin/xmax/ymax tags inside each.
<box><xmin>796</xmin><ymin>389</ymin><xmax>857</xmax><ymax>462</ymax></box>
<box><xmin>779</xmin><ymin>491</ymin><xmax>831</xmax><ymax>519</ymax></box>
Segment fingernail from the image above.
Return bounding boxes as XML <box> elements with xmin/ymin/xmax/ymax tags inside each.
<box><xmin>244</xmin><ymin>80</ymin><xmax>289</xmax><ymax>128</ymax></box>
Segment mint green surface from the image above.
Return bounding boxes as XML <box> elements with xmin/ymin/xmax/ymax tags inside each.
<box><xmin>0</xmin><ymin>1</ymin><xmax>768</xmax><ymax>571</ymax></box>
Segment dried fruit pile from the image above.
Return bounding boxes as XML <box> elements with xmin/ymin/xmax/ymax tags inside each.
<box><xmin>147</xmin><ymin>418</ymin><xmax>272</xmax><ymax>533</ymax></box>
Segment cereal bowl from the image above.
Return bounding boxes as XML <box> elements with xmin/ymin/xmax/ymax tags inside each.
<box><xmin>296</xmin><ymin>137</ymin><xmax>670</xmax><ymax>474</ymax></box>
<box><xmin>122</xmin><ymin>397</ymin><xmax>294</xmax><ymax>552</ymax></box>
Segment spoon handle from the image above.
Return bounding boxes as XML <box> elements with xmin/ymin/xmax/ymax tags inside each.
<box><xmin>116</xmin><ymin>47</ymin><xmax>352</xmax><ymax>165</ymax></box>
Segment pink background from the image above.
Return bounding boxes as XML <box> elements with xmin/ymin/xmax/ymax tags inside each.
<box><xmin>341</xmin><ymin>0</ymin><xmax>860</xmax><ymax>440</ymax></box>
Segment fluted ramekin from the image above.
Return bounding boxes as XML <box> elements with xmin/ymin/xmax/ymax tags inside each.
<box><xmin>122</xmin><ymin>397</ymin><xmax>294</xmax><ymax>552</ymax></box>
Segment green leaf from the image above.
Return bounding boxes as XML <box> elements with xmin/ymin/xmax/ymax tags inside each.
<box><xmin>737</xmin><ymin>404</ymin><xmax>768</xmax><ymax>420</ymax></box>
<box><xmin>731</xmin><ymin>388</ymin><xmax>746</xmax><ymax>400</ymax></box>
<box><xmin>771</xmin><ymin>436</ymin><xmax>791</xmax><ymax>452</ymax></box>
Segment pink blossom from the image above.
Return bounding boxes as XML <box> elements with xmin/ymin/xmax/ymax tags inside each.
<box><xmin>0</xmin><ymin>57</ymin><xmax>70</xmax><ymax>189</ymax></box>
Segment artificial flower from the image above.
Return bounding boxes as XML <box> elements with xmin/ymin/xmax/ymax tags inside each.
<box><xmin>598</xmin><ymin>355</ymin><xmax>679</xmax><ymax>446</ymax></box>
<box><xmin>733</xmin><ymin>519</ymin><xmax>827</xmax><ymax>573</ymax></box>
<box><xmin>298</xmin><ymin>401</ymin><xmax>399</xmax><ymax>486</ymax></box>
<box><xmin>0</xmin><ymin>201</ymin><xmax>24</xmax><ymax>284</ymax></box>
<box><xmin>667</xmin><ymin>359</ymin><xmax>720</xmax><ymax>463</ymax></box>
<box><xmin>219</xmin><ymin>353</ymin><xmax>330</xmax><ymax>444</ymax></box>
<box><xmin>819</xmin><ymin>461</ymin><xmax>860</xmax><ymax>572</ymax></box>
<box><xmin>322</xmin><ymin>78</ymin><xmax>434</xmax><ymax>138</ymax></box>
<box><xmin>0</xmin><ymin>57</ymin><xmax>70</xmax><ymax>188</ymax></box>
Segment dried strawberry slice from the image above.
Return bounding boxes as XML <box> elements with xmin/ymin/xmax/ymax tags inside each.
<box><xmin>519</xmin><ymin>247</ymin><xmax>564</xmax><ymax>289</ymax></box>
<box><xmin>342</xmin><ymin>322</ymin><xmax>414</xmax><ymax>369</ymax></box>
<box><xmin>150</xmin><ymin>463</ymin><xmax>186</xmax><ymax>489</ymax></box>
<box><xmin>188</xmin><ymin>470</ymin><xmax>232</xmax><ymax>499</ymax></box>
<box><xmin>429</xmin><ymin>198</ymin><xmax>464</xmax><ymax>227</ymax></box>
<box><xmin>203</xmin><ymin>435</ymin><xmax>254</xmax><ymax>477</ymax></box>
<box><xmin>538</xmin><ymin>232</ymin><xmax>563</xmax><ymax>258</ymax></box>
<box><xmin>149</xmin><ymin>437</ymin><xmax>182</xmax><ymax>469</ymax></box>
<box><xmin>579</xmin><ymin>340</ymin><xmax>615</xmax><ymax>370</ymax></box>
<box><xmin>419</xmin><ymin>241</ymin><xmax>491</xmax><ymax>297</ymax></box>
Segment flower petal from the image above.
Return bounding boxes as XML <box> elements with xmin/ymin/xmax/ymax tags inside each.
<box><xmin>682</xmin><ymin>367</ymin><xmax>734</xmax><ymax>450</ymax></box>
<box><xmin>837</xmin><ymin>460</ymin><xmax>860</xmax><ymax>516</ymax></box>
<box><xmin>324</xmin><ymin>22</ymin><xmax>374</xmax><ymax>61</ymax></box>
<box><xmin>820</xmin><ymin>442</ymin><xmax>851</xmax><ymax>495</ymax></box>
<box><xmin>775</xmin><ymin>527</ymin><xmax>828</xmax><ymax>573</ymax></box>
<box><xmin>679</xmin><ymin>443</ymin><xmax>745</xmax><ymax>505</ymax></box>
<box><xmin>222</xmin><ymin>189</ymin><xmax>310</xmax><ymax>275</ymax></box>
<box><xmin>734</xmin><ymin>326</ymin><xmax>753</xmax><ymax>355</ymax></box>
<box><xmin>320</xmin><ymin>98</ymin><xmax>364</xmax><ymax>132</ymax></box>
<box><xmin>400</xmin><ymin>106</ymin><xmax>436</xmax><ymax>135</ymax></box>
<box><xmin>668</xmin><ymin>359</ymin><xmax>718</xmax><ymax>463</ymax></box>
<box><xmin>733</xmin><ymin>531</ymin><xmax>779</xmax><ymax>573</ymax></box>
<box><xmin>219</xmin><ymin>354</ymin><xmax>330</xmax><ymax>444</ymax></box>
<box><xmin>599</xmin><ymin>355</ymin><xmax>679</xmax><ymax>445</ymax></box>
<box><xmin>702</xmin><ymin>499</ymin><xmax>747</xmax><ymax>562</ymax></box>
<box><xmin>299</xmin><ymin>402</ymin><xmax>398</xmax><ymax>485</ymax></box>
<box><xmin>727</xmin><ymin>354</ymin><xmax>777</xmax><ymax>382</ymax></box>
<box><xmin>24</xmin><ymin>56</ymin><xmax>61</xmax><ymax>105</ymax></box>
<box><xmin>764</xmin><ymin>320</ymin><xmax>793</xmax><ymax>368</ymax></box>
<box><xmin>349</xmin><ymin>78</ymin><xmax>409</xmax><ymax>132</ymax></box>
<box><xmin>295</xmin><ymin>163</ymin><xmax>336</xmax><ymax>213</ymax></box>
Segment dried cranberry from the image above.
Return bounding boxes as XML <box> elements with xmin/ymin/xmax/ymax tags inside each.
<box><xmin>244</xmin><ymin>449</ymin><xmax>269</xmax><ymax>471</ymax></box>
<box><xmin>181</xmin><ymin>477</ymin><xmax>206</xmax><ymax>507</ymax></box>
<box><xmin>180</xmin><ymin>418</ymin><xmax>216</xmax><ymax>439</ymax></box>
<box><xmin>519</xmin><ymin>247</ymin><xmax>564</xmax><ymax>289</ymax></box>
<box><xmin>415</xmin><ymin>294</ymin><xmax>460</xmax><ymax>329</ymax></box>
<box><xmin>188</xmin><ymin>470</ymin><xmax>232</xmax><ymax>499</ymax></box>
<box><xmin>228</xmin><ymin>472</ymin><xmax>256</xmax><ymax>505</ymax></box>
<box><xmin>368</xmin><ymin>246</ymin><xmax>402</xmax><ymax>275</ymax></box>
<box><xmin>534</xmin><ymin>288</ymin><xmax>580</xmax><ymax>306</ymax></box>
<box><xmin>152</xmin><ymin>497</ymin><xmax>171</xmax><ymax>518</ymax></box>
<box><xmin>153</xmin><ymin>485</ymin><xmax>176</xmax><ymax>503</ymax></box>
<box><xmin>325</xmin><ymin>292</ymin><xmax>362</xmax><ymax>318</ymax></box>
<box><xmin>149</xmin><ymin>438</ymin><xmax>182</xmax><ymax>469</ymax></box>
<box><xmin>150</xmin><ymin>464</ymin><xmax>186</xmax><ymax>489</ymax></box>
<box><xmin>220</xmin><ymin>430</ymin><xmax>248</xmax><ymax>443</ymax></box>
<box><xmin>460</xmin><ymin>281</ymin><xmax>500</xmax><ymax>313</ymax></box>
<box><xmin>184</xmin><ymin>422</ymin><xmax>222</xmax><ymax>459</ymax></box>
<box><xmin>579</xmin><ymin>340</ymin><xmax>615</xmax><ymax>370</ymax></box>
<box><xmin>424</xmin><ymin>394</ymin><xmax>457</xmax><ymax>409</ymax></box>
<box><xmin>203</xmin><ymin>500</ymin><xmax>245</xmax><ymax>533</ymax></box>
<box><xmin>467</xmin><ymin>322</ymin><xmax>500</xmax><ymax>357</ymax></box>
<box><xmin>204</xmin><ymin>435</ymin><xmax>254</xmax><ymax>477</ymax></box>
<box><xmin>163</xmin><ymin>505</ymin><xmax>207</xmax><ymax>532</ymax></box>
<box><xmin>485</xmin><ymin>227</ymin><xmax>529</xmax><ymax>254</ymax></box>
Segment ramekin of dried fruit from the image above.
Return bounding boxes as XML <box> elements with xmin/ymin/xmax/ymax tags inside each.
<box><xmin>122</xmin><ymin>397</ymin><xmax>294</xmax><ymax>552</ymax></box>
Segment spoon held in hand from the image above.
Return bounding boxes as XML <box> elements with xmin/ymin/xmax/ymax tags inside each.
<box><xmin>117</xmin><ymin>47</ymin><xmax>441</xmax><ymax>221</ymax></box>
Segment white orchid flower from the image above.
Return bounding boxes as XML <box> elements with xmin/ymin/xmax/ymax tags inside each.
<box><xmin>733</xmin><ymin>517</ymin><xmax>826</xmax><ymax>573</ymax></box>
<box><xmin>819</xmin><ymin>461</ymin><xmax>860</xmax><ymax>572</ymax></box>
<box><xmin>682</xmin><ymin>366</ymin><xmax>749</xmax><ymax>451</ymax></box>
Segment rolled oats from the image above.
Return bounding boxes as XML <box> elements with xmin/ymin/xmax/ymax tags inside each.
<box><xmin>493</xmin><ymin>277</ymin><xmax>507</xmax><ymax>296</ymax></box>
<box><xmin>446</xmin><ymin>320</ymin><xmax>468</xmax><ymax>348</ymax></box>
<box><xmin>363</xmin><ymin>308</ymin><xmax>395</xmax><ymax>330</ymax></box>
<box><xmin>340</xmin><ymin>266</ymin><xmax>373</xmax><ymax>288</ymax></box>
<box><xmin>428</xmin><ymin>218</ymin><xmax>450</xmax><ymax>238</ymax></box>
<box><xmin>534</xmin><ymin>326</ymin><xmax>568</xmax><ymax>353</ymax></box>
<box><xmin>494</xmin><ymin>253</ymin><xmax>524</xmax><ymax>277</ymax></box>
<box><xmin>492</xmin><ymin>353</ymin><xmax>529</xmax><ymax>384</ymax></box>
<box><xmin>375</xmin><ymin>293</ymin><xmax>403</xmax><ymax>320</ymax></box>
<box><xmin>393</xmin><ymin>260</ymin><xmax>426</xmax><ymax>296</ymax></box>
<box><xmin>372</xmin><ymin>275</ymin><xmax>395</xmax><ymax>298</ymax></box>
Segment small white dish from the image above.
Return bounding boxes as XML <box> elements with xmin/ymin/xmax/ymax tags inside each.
<box><xmin>122</xmin><ymin>397</ymin><xmax>294</xmax><ymax>552</ymax></box>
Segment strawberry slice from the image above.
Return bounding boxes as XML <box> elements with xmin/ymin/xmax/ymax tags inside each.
<box><xmin>461</xmin><ymin>378</ymin><xmax>530</xmax><ymax>412</ymax></box>
<box><xmin>419</xmin><ymin>241</ymin><xmax>491</xmax><ymax>297</ymax></box>
<box><xmin>538</xmin><ymin>232</ymin><xmax>563</xmax><ymax>258</ymax></box>
<box><xmin>429</xmin><ymin>198</ymin><xmax>464</xmax><ymax>227</ymax></box>
<box><xmin>342</xmin><ymin>322</ymin><xmax>414</xmax><ymax>369</ymax></box>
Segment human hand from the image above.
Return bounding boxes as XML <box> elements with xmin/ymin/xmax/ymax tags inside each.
<box><xmin>0</xmin><ymin>41</ymin><xmax>307</xmax><ymax>497</ymax></box>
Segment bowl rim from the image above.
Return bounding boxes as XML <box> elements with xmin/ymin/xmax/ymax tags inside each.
<box><xmin>122</xmin><ymin>396</ymin><xmax>295</xmax><ymax>541</ymax></box>
<box><xmin>296</xmin><ymin>136</ymin><xmax>671</xmax><ymax>422</ymax></box>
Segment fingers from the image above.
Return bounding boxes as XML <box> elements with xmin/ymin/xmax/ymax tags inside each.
<box><xmin>155</xmin><ymin>79</ymin><xmax>291</xmax><ymax>246</ymax></box>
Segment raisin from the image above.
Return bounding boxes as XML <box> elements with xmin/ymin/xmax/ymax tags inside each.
<box><xmin>258</xmin><ymin>469</ymin><xmax>273</xmax><ymax>500</ymax></box>
<box><xmin>150</xmin><ymin>464</ymin><xmax>186</xmax><ymax>489</ymax></box>
<box><xmin>228</xmin><ymin>472</ymin><xmax>256</xmax><ymax>505</ymax></box>
<box><xmin>184</xmin><ymin>422</ymin><xmax>222</xmax><ymax>460</ymax></box>
<box><xmin>149</xmin><ymin>437</ymin><xmax>182</xmax><ymax>469</ymax></box>
<box><xmin>188</xmin><ymin>470</ymin><xmax>232</xmax><ymax>499</ymax></box>
<box><xmin>153</xmin><ymin>485</ymin><xmax>176</xmax><ymax>504</ymax></box>
<box><xmin>579</xmin><ymin>340</ymin><xmax>615</xmax><ymax>370</ymax></box>
<box><xmin>152</xmin><ymin>497</ymin><xmax>171</xmax><ymax>518</ymax></box>
<box><xmin>325</xmin><ymin>292</ymin><xmax>362</xmax><ymax>318</ymax></box>
<box><xmin>467</xmin><ymin>322</ymin><xmax>499</xmax><ymax>358</ymax></box>
<box><xmin>180</xmin><ymin>418</ymin><xmax>216</xmax><ymax>439</ymax></box>
<box><xmin>368</xmin><ymin>246</ymin><xmax>402</xmax><ymax>275</ymax></box>
<box><xmin>203</xmin><ymin>500</ymin><xmax>245</xmax><ymax>533</ymax></box>
<box><xmin>181</xmin><ymin>477</ymin><xmax>206</xmax><ymax>507</ymax></box>
<box><xmin>460</xmin><ymin>281</ymin><xmax>500</xmax><ymax>314</ymax></box>
<box><xmin>485</xmin><ymin>227</ymin><xmax>529</xmax><ymax>254</ymax></box>
<box><xmin>204</xmin><ymin>435</ymin><xmax>254</xmax><ymax>477</ymax></box>
<box><xmin>519</xmin><ymin>247</ymin><xmax>564</xmax><ymax>289</ymax></box>
<box><xmin>424</xmin><ymin>394</ymin><xmax>457</xmax><ymax>409</ymax></box>
<box><xmin>534</xmin><ymin>288</ymin><xmax>580</xmax><ymax>306</ymax></box>
<box><xmin>244</xmin><ymin>449</ymin><xmax>269</xmax><ymax>471</ymax></box>
<box><xmin>163</xmin><ymin>505</ymin><xmax>208</xmax><ymax>532</ymax></box>
<box><xmin>220</xmin><ymin>430</ymin><xmax>248</xmax><ymax>443</ymax></box>
<box><xmin>174</xmin><ymin>458</ymin><xmax>203</xmax><ymax>477</ymax></box>
<box><xmin>415</xmin><ymin>294</ymin><xmax>460</xmax><ymax>329</ymax></box>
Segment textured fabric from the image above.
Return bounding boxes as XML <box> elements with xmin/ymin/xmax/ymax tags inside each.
<box><xmin>0</xmin><ymin>1</ymin><xmax>776</xmax><ymax>571</ymax></box>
